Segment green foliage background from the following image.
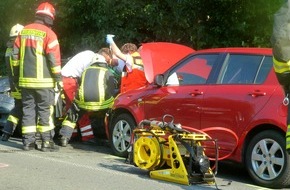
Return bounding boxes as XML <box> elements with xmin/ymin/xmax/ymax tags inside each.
<box><xmin>0</xmin><ymin>0</ymin><xmax>284</xmax><ymax>75</ymax></box>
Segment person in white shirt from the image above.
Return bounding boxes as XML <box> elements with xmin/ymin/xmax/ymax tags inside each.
<box><xmin>60</xmin><ymin>50</ymin><xmax>96</xmax><ymax>143</ymax></box>
<box><xmin>59</xmin><ymin>54</ymin><xmax>115</xmax><ymax>147</ymax></box>
<box><xmin>61</xmin><ymin>50</ymin><xmax>96</xmax><ymax>111</ymax></box>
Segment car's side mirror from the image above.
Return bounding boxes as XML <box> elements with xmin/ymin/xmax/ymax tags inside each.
<box><xmin>154</xmin><ymin>74</ymin><xmax>164</xmax><ymax>86</ymax></box>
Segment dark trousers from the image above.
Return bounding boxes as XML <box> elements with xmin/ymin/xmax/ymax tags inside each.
<box><xmin>276</xmin><ymin>72</ymin><xmax>290</xmax><ymax>150</ymax></box>
<box><xmin>60</xmin><ymin>108</ymin><xmax>107</xmax><ymax>141</ymax></box>
<box><xmin>21</xmin><ymin>88</ymin><xmax>55</xmax><ymax>145</ymax></box>
<box><xmin>2</xmin><ymin>98</ymin><xmax>22</xmax><ymax>135</ymax></box>
<box><xmin>276</xmin><ymin>72</ymin><xmax>290</xmax><ymax>123</ymax></box>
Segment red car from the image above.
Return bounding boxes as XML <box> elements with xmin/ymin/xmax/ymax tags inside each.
<box><xmin>105</xmin><ymin>43</ymin><xmax>290</xmax><ymax>188</ymax></box>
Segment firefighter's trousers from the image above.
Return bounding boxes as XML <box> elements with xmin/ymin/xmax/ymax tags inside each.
<box><xmin>276</xmin><ymin>72</ymin><xmax>290</xmax><ymax>151</ymax></box>
<box><xmin>21</xmin><ymin>88</ymin><xmax>55</xmax><ymax>145</ymax></box>
<box><xmin>2</xmin><ymin>98</ymin><xmax>22</xmax><ymax>135</ymax></box>
<box><xmin>60</xmin><ymin>109</ymin><xmax>95</xmax><ymax>142</ymax></box>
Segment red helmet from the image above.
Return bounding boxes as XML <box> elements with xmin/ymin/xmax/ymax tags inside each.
<box><xmin>36</xmin><ymin>2</ymin><xmax>55</xmax><ymax>20</ymax></box>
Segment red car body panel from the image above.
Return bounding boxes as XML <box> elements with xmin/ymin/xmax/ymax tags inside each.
<box><xmin>107</xmin><ymin>45</ymin><xmax>287</xmax><ymax>163</ymax></box>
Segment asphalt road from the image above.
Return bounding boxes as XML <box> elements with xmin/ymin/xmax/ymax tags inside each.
<box><xmin>0</xmin><ymin>137</ymin><xmax>284</xmax><ymax>190</ymax></box>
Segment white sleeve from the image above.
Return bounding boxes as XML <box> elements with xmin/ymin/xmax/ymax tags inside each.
<box><xmin>125</xmin><ymin>54</ymin><xmax>133</xmax><ymax>72</ymax></box>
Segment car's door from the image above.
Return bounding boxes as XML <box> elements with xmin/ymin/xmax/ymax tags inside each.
<box><xmin>143</xmin><ymin>54</ymin><xmax>219</xmax><ymax>129</ymax></box>
<box><xmin>200</xmin><ymin>53</ymin><xmax>275</xmax><ymax>158</ymax></box>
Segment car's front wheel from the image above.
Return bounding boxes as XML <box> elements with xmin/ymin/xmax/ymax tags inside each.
<box><xmin>109</xmin><ymin>113</ymin><xmax>136</xmax><ymax>157</ymax></box>
<box><xmin>245</xmin><ymin>130</ymin><xmax>290</xmax><ymax>188</ymax></box>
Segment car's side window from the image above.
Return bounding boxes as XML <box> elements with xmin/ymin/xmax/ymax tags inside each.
<box><xmin>166</xmin><ymin>54</ymin><xmax>217</xmax><ymax>86</ymax></box>
<box><xmin>218</xmin><ymin>54</ymin><xmax>265</xmax><ymax>84</ymax></box>
<box><xmin>255</xmin><ymin>56</ymin><xmax>272</xmax><ymax>84</ymax></box>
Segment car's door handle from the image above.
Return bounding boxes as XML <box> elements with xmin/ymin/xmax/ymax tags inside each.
<box><xmin>190</xmin><ymin>90</ymin><xmax>204</xmax><ymax>96</ymax></box>
<box><xmin>249</xmin><ymin>91</ymin><xmax>266</xmax><ymax>97</ymax></box>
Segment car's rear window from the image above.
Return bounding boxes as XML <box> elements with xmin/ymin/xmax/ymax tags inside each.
<box><xmin>255</xmin><ymin>56</ymin><xmax>273</xmax><ymax>84</ymax></box>
<box><xmin>217</xmin><ymin>54</ymin><xmax>272</xmax><ymax>84</ymax></box>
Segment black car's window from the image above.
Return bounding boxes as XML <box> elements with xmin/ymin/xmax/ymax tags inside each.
<box><xmin>218</xmin><ymin>54</ymin><xmax>269</xmax><ymax>84</ymax></box>
<box><xmin>166</xmin><ymin>54</ymin><xmax>218</xmax><ymax>86</ymax></box>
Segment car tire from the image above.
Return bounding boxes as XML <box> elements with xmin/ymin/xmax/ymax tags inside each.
<box><xmin>245</xmin><ymin>130</ymin><xmax>290</xmax><ymax>188</ymax></box>
<box><xmin>109</xmin><ymin>113</ymin><xmax>136</xmax><ymax>158</ymax></box>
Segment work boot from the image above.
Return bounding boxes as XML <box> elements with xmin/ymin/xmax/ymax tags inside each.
<box><xmin>23</xmin><ymin>143</ymin><xmax>35</xmax><ymax>151</ymax></box>
<box><xmin>34</xmin><ymin>133</ymin><xmax>42</xmax><ymax>150</ymax></box>
<box><xmin>35</xmin><ymin>140</ymin><xmax>42</xmax><ymax>150</ymax></box>
<box><xmin>60</xmin><ymin>137</ymin><xmax>69</xmax><ymax>147</ymax></box>
<box><xmin>41</xmin><ymin>141</ymin><xmax>59</xmax><ymax>152</ymax></box>
<box><xmin>1</xmin><ymin>133</ymin><xmax>10</xmax><ymax>141</ymax></box>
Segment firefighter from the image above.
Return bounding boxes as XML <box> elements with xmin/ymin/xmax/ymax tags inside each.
<box><xmin>106</xmin><ymin>35</ymin><xmax>148</xmax><ymax>93</ymax></box>
<box><xmin>1</xmin><ymin>24</ymin><xmax>24</xmax><ymax>141</ymax></box>
<box><xmin>61</xmin><ymin>50</ymin><xmax>96</xmax><ymax>112</ymax></box>
<box><xmin>12</xmin><ymin>2</ymin><xmax>62</xmax><ymax>151</ymax></box>
<box><xmin>271</xmin><ymin>1</ymin><xmax>290</xmax><ymax>153</ymax></box>
<box><xmin>273</xmin><ymin>58</ymin><xmax>290</xmax><ymax>153</ymax></box>
<box><xmin>59</xmin><ymin>54</ymin><xmax>115</xmax><ymax>147</ymax></box>
<box><xmin>60</xmin><ymin>50</ymin><xmax>97</xmax><ymax>141</ymax></box>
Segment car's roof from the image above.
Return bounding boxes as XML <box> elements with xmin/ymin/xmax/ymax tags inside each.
<box><xmin>195</xmin><ymin>47</ymin><xmax>273</xmax><ymax>55</ymax></box>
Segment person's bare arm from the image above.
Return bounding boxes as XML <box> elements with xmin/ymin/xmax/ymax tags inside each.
<box><xmin>110</xmin><ymin>41</ymin><xmax>127</xmax><ymax>62</ymax></box>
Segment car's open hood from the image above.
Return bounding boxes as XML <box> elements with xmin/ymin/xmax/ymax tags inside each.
<box><xmin>140</xmin><ymin>42</ymin><xmax>195</xmax><ymax>83</ymax></box>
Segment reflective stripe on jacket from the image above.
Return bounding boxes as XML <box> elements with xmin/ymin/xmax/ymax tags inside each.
<box><xmin>131</xmin><ymin>52</ymin><xmax>144</xmax><ymax>71</ymax></box>
<box><xmin>273</xmin><ymin>57</ymin><xmax>290</xmax><ymax>73</ymax></box>
<box><xmin>5</xmin><ymin>43</ymin><xmax>21</xmax><ymax>99</ymax></box>
<box><xmin>74</xmin><ymin>63</ymin><xmax>115</xmax><ymax>111</ymax></box>
<box><xmin>13</xmin><ymin>22</ymin><xmax>61</xmax><ymax>88</ymax></box>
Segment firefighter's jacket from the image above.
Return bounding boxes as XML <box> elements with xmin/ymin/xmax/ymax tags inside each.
<box><xmin>271</xmin><ymin>2</ymin><xmax>290</xmax><ymax>74</ymax></box>
<box><xmin>273</xmin><ymin>57</ymin><xmax>290</xmax><ymax>74</ymax></box>
<box><xmin>5</xmin><ymin>39</ymin><xmax>21</xmax><ymax>99</ymax></box>
<box><xmin>74</xmin><ymin>62</ymin><xmax>115</xmax><ymax>111</ymax></box>
<box><xmin>12</xmin><ymin>21</ymin><xmax>61</xmax><ymax>89</ymax></box>
<box><xmin>121</xmin><ymin>52</ymin><xmax>148</xmax><ymax>93</ymax></box>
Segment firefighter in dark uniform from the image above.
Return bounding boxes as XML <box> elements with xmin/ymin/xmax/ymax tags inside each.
<box><xmin>1</xmin><ymin>24</ymin><xmax>24</xmax><ymax>141</ymax></box>
<box><xmin>12</xmin><ymin>2</ymin><xmax>62</xmax><ymax>151</ymax></box>
<box><xmin>59</xmin><ymin>54</ymin><xmax>115</xmax><ymax>146</ymax></box>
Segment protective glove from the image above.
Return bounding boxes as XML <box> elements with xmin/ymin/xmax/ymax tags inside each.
<box><xmin>67</xmin><ymin>102</ymin><xmax>79</xmax><ymax>122</ymax></box>
<box><xmin>54</xmin><ymin>81</ymin><xmax>63</xmax><ymax>93</ymax></box>
<box><xmin>106</xmin><ymin>34</ymin><xmax>115</xmax><ymax>44</ymax></box>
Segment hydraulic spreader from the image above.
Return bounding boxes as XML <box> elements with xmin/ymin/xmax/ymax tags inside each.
<box><xmin>128</xmin><ymin>114</ymin><xmax>218</xmax><ymax>186</ymax></box>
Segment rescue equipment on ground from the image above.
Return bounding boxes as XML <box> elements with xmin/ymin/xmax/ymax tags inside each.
<box><xmin>127</xmin><ymin>114</ymin><xmax>218</xmax><ymax>186</ymax></box>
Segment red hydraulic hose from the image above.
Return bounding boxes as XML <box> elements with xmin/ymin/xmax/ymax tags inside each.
<box><xmin>182</xmin><ymin>126</ymin><xmax>239</xmax><ymax>161</ymax></box>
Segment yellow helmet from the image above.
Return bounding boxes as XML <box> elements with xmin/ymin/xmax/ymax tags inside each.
<box><xmin>9</xmin><ymin>24</ymin><xmax>24</xmax><ymax>37</ymax></box>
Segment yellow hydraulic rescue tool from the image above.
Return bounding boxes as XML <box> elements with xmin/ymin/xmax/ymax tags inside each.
<box><xmin>128</xmin><ymin>114</ymin><xmax>218</xmax><ymax>186</ymax></box>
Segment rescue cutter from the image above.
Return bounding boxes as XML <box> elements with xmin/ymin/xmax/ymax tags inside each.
<box><xmin>127</xmin><ymin>114</ymin><xmax>218</xmax><ymax>186</ymax></box>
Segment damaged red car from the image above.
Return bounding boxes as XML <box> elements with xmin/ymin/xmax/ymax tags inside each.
<box><xmin>105</xmin><ymin>43</ymin><xmax>290</xmax><ymax>188</ymax></box>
